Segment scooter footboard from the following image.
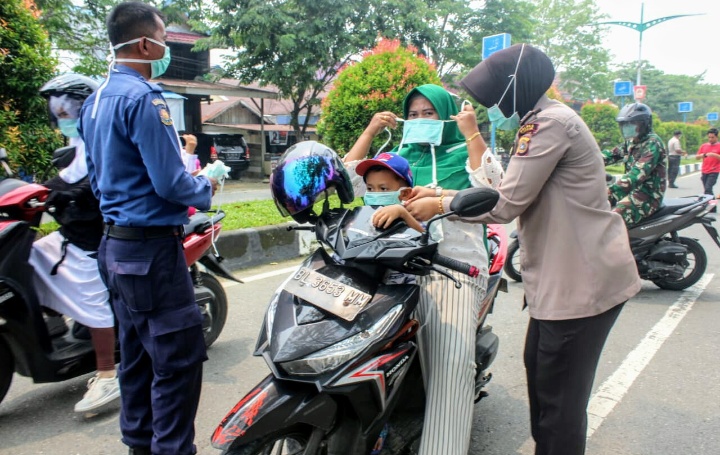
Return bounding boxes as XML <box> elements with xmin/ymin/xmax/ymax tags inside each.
<box><xmin>212</xmin><ymin>374</ymin><xmax>337</xmax><ymax>450</ymax></box>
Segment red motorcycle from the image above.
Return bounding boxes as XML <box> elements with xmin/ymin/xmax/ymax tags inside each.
<box><xmin>0</xmin><ymin>147</ymin><xmax>240</xmax><ymax>407</ymax></box>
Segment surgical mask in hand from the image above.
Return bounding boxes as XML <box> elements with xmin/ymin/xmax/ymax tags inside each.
<box><xmin>400</xmin><ymin>119</ymin><xmax>446</xmax><ymax>146</ymax></box>
<box><xmin>199</xmin><ymin>159</ymin><xmax>231</xmax><ymax>181</ymax></box>
<box><xmin>57</xmin><ymin>118</ymin><xmax>79</xmax><ymax>138</ymax></box>
<box><xmin>364</xmin><ymin>190</ymin><xmax>401</xmax><ymax>206</ymax></box>
<box><xmin>621</xmin><ymin>124</ymin><xmax>637</xmax><ymax>140</ymax></box>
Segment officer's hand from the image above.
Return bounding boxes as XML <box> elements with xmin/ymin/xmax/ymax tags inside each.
<box><xmin>209</xmin><ymin>177</ymin><xmax>218</xmax><ymax>196</ymax></box>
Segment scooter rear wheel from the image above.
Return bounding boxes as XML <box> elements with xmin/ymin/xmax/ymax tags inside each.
<box><xmin>198</xmin><ymin>272</ymin><xmax>228</xmax><ymax>348</ymax></box>
<box><xmin>652</xmin><ymin>237</ymin><xmax>707</xmax><ymax>291</ymax></box>
<box><xmin>0</xmin><ymin>339</ymin><xmax>13</xmax><ymax>406</ymax></box>
<box><xmin>504</xmin><ymin>239</ymin><xmax>523</xmax><ymax>283</ymax></box>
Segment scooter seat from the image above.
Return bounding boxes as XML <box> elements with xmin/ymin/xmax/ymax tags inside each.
<box><xmin>634</xmin><ymin>197</ymin><xmax>704</xmax><ymax>226</ymax></box>
<box><xmin>0</xmin><ymin>178</ymin><xmax>29</xmax><ymax>198</ymax></box>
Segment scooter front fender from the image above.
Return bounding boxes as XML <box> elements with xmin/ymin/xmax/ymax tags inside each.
<box><xmin>212</xmin><ymin>374</ymin><xmax>337</xmax><ymax>451</ymax></box>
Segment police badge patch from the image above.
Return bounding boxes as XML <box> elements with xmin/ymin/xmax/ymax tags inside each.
<box><xmin>159</xmin><ymin>108</ymin><xmax>173</xmax><ymax>126</ymax></box>
<box><xmin>516</xmin><ymin>136</ymin><xmax>531</xmax><ymax>156</ymax></box>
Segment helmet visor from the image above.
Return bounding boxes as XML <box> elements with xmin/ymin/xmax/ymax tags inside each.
<box><xmin>272</xmin><ymin>155</ymin><xmax>338</xmax><ymax>217</ymax></box>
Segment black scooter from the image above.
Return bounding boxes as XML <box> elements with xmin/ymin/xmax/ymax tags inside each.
<box><xmin>212</xmin><ymin>187</ymin><xmax>501</xmax><ymax>455</ymax></box>
<box><xmin>504</xmin><ymin>194</ymin><xmax>720</xmax><ymax>290</ymax></box>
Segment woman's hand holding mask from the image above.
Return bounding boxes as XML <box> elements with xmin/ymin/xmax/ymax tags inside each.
<box><xmin>451</xmin><ymin>103</ymin><xmax>481</xmax><ymax>139</ymax></box>
<box><xmin>367</xmin><ymin>111</ymin><xmax>399</xmax><ymax>137</ymax></box>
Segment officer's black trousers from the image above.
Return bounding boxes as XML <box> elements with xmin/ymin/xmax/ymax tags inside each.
<box><xmin>668</xmin><ymin>155</ymin><xmax>681</xmax><ymax>185</ymax></box>
<box><xmin>99</xmin><ymin>235</ymin><xmax>208</xmax><ymax>455</ymax></box>
<box><xmin>524</xmin><ymin>302</ymin><xmax>624</xmax><ymax>455</ymax></box>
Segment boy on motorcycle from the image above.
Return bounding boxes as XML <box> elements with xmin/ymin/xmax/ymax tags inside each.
<box><xmin>355</xmin><ymin>152</ymin><xmax>424</xmax><ymax>233</ymax></box>
<box><xmin>602</xmin><ymin>103</ymin><xmax>667</xmax><ymax>226</ymax></box>
<box><xmin>30</xmin><ymin>73</ymin><xmax>120</xmax><ymax>413</ymax></box>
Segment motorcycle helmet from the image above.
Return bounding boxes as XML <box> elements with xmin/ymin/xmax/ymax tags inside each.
<box><xmin>616</xmin><ymin>102</ymin><xmax>652</xmax><ymax>138</ymax></box>
<box><xmin>39</xmin><ymin>73</ymin><xmax>99</xmax><ymax>99</ymax></box>
<box><xmin>39</xmin><ymin>73</ymin><xmax>99</xmax><ymax>131</ymax></box>
<box><xmin>270</xmin><ymin>141</ymin><xmax>354</xmax><ymax>224</ymax></box>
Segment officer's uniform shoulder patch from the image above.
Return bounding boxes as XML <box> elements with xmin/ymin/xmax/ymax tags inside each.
<box><xmin>159</xmin><ymin>108</ymin><xmax>173</xmax><ymax>126</ymax></box>
<box><xmin>516</xmin><ymin>136</ymin><xmax>531</xmax><ymax>156</ymax></box>
<box><xmin>518</xmin><ymin>123</ymin><xmax>539</xmax><ymax>136</ymax></box>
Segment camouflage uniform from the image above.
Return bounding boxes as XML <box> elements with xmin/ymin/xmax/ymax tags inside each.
<box><xmin>602</xmin><ymin>132</ymin><xmax>667</xmax><ymax>226</ymax></box>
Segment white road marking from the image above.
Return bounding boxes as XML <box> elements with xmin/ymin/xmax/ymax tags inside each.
<box><xmin>222</xmin><ymin>265</ymin><xmax>297</xmax><ymax>287</ymax></box>
<box><xmin>518</xmin><ymin>273</ymin><xmax>713</xmax><ymax>454</ymax></box>
<box><xmin>587</xmin><ymin>273</ymin><xmax>713</xmax><ymax>437</ymax></box>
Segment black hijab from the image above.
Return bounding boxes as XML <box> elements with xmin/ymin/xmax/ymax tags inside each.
<box><xmin>460</xmin><ymin>43</ymin><xmax>555</xmax><ymax>119</ymax></box>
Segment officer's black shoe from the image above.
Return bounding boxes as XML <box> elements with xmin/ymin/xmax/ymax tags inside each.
<box><xmin>128</xmin><ymin>447</ymin><xmax>152</xmax><ymax>455</ymax></box>
<box><xmin>669</xmin><ymin>184</ymin><xmax>679</xmax><ymax>188</ymax></box>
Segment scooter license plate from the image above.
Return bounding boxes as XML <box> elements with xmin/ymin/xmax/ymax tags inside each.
<box><xmin>283</xmin><ymin>267</ymin><xmax>372</xmax><ymax>321</ymax></box>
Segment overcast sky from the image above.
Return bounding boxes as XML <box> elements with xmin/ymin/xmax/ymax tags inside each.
<box><xmin>596</xmin><ymin>0</ymin><xmax>719</xmax><ymax>84</ymax></box>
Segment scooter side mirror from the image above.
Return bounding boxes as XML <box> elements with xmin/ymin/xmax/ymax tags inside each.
<box><xmin>51</xmin><ymin>145</ymin><xmax>77</xmax><ymax>169</ymax></box>
<box><xmin>449</xmin><ymin>187</ymin><xmax>499</xmax><ymax>218</ymax></box>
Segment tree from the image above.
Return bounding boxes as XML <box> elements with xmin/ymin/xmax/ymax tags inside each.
<box><xmin>208</xmin><ymin>0</ymin><xmax>385</xmax><ymax>137</ymax></box>
<box><xmin>612</xmin><ymin>61</ymin><xmax>720</xmax><ymax>124</ymax></box>
<box><xmin>0</xmin><ymin>0</ymin><xmax>63</xmax><ymax>179</ymax></box>
<box><xmin>318</xmin><ymin>39</ymin><xmax>441</xmax><ymax>155</ymax></box>
<box><xmin>35</xmin><ymin>0</ymin><xmax>205</xmax><ymax>76</ymax></box>
<box><xmin>532</xmin><ymin>0</ymin><xmax>612</xmax><ymax>102</ymax></box>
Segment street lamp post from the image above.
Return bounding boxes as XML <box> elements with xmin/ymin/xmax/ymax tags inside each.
<box><xmin>596</xmin><ymin>2</ymin><xmax>702</xmax><ymax>86</ymax></box>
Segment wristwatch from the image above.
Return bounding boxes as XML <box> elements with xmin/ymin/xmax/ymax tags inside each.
<box><xmin>435</xmin><ymin>186</ymin><xmax>443</xmax><ymax>197</ymax></box>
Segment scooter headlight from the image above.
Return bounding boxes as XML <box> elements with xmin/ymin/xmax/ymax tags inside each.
<box><xmin>280</xmin><ymin>305</ymin><xmax>403</xmax><ymax>376</ymax></box>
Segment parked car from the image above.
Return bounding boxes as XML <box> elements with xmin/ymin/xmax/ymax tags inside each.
<box><xmin>209</xmin><ymin>134</ymin><xmax>250</xmax><ymax>180</ymax></box>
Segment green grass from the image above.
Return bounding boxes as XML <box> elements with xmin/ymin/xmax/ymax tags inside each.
<box><xmin>37</xmin><ymin>195</ymin><xmax>365</xmax><ymax>234</ymax></box>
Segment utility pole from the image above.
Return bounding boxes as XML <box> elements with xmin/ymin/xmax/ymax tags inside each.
<box><xmin>596</xmin><ymin>3</ymin><xmax>702</xmax><ymax>86</ymax></box>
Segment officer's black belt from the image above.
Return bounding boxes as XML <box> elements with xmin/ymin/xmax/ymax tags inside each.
<box><xmin>104</xmin><ymin>225</ymin><xmax>183</xmax><ymax>240</ymax></box>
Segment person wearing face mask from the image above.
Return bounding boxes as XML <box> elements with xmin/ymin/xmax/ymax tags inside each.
<box><xmin>344</xmin><ymin>84</ymin><xmax>503</xmax><ymax>455</ymax></box>
<box><xmin>695</xmin><ymin>128</ymin><xmax>720</xmax><ymax>195</ymax></box>
<box><xmin>32</xmin><ymin>73</ymin><xmax>120</xmax><ymax>413</ymax></box>
<box><xmin>601</xmin><ymin>103</ymin><xmax>667</xmax><ymax>226</ymax></box>
<box><xmin>440</xmin><ymin>43</ymin><xmax>641</xmax><ymax>455</ymax></box>
<box><xmin>77</xmin><ymin>2</ymin><xmax>217</xmax><ymax>454</ymax></box>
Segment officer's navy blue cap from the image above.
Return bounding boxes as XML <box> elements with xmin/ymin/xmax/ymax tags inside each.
<box><xmin>356</xmin><ymin>152</ymin><xmax>414</xmax><ymax>187</ymax></box>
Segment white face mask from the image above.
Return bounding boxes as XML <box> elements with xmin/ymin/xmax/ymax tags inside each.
<box><xmin>487</xmin><ymin>43</ymin><xmax>525</xmax><ymax>131</ymax></box>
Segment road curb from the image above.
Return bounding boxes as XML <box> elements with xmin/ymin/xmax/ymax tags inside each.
<box><xmin>679</xmin><ymin>163</ymin><xmax>700</xmax><ymax>175</ymax></box>
<box><xmin>217</xmin><ymin>222</ymin><xmax>315</xmax><ymax>269</ymax></box>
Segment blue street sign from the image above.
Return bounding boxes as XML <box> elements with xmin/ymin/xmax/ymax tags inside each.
<box><xmin>482</xmin><ymin>33</ymin><xmax>511</xmax><ymax>60</ymax></box>
<box><xmin>613</xmin><ymin>81</ymin><xmax>633</xmax><ymax>97</ymax></box>
<box><xmin>708</xmin><ymin>112</ymin><xmax>719</xmax><ymax>122</ymax></box>
<box><xmin>678</xmin><ymin>102</ymin><xmax>693</xmax><ymax>113</ymax></box>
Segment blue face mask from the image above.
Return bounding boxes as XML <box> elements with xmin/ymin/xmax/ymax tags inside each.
<box><xmin>57</xmin><ymin>118</ymin><xmax>79</xmax><ymax>138</ymax></box>
<box><xmin>400</xmin><ymin>119</ymin><xmax>445</xmax><ymax>146</ymax></box>
<box><xmin>364</xmin><ymin>190</ymin><xmax>401</xmax><ymax>206</ymax></box>
<box><xmin>488</xmin><ymin>43</ymin><xmax>525</xmax><ymax>131</ymax></box>
<box><xmin>621</xmin><ymin>123</ymin><xmax>638</xmax><ymax>140</ymax></box>
<box><xmin>113</xmin><ymin>37</ymin><xmax>171</xmax><ymax>79</ymax></box>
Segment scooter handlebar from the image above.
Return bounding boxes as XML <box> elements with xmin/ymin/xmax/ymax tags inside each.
<box><xmin>432</xmin><ymin>252</ymin><xmax>480</xmax><ymax>278</ymax></box>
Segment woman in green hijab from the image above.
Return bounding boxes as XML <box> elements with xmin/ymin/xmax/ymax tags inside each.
<box><xmin>344</xmin><ymin>84</ymin><xmax>503</xmax><ymax>455</ymax></box>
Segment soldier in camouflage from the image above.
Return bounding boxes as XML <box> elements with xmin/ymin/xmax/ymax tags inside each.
<box><xmin>602</xmin><ymin>103</ymin><xmax>667</xmax><ymax>226</ymax></box>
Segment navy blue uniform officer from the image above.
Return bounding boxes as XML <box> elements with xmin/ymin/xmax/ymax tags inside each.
<box><xmin>78</xmin><ymin>3</ymin><xmax>217</xmax><ymax>455</ymax></box>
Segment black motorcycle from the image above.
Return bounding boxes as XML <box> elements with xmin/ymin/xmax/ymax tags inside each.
<box><xmin>212</xmin><ymin>187</ymin><xmax>501</xmax><ymax>455</ymax></box>
<box><xmin>504</xmin><ymin>194</ymin><xmax>720</xmax><ymax>290</ymax></box>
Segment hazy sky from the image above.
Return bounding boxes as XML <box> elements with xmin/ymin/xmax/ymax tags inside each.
<box><xmin>596</xmin><ymin>0</ymin><xmax>719</xmax><ymax>85</ymax></box>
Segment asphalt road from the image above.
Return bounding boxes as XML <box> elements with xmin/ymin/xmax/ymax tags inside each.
<box><xmin>2</xmin><ymin>173</ymin><xmax>719</xmax><ymax>455</ymax></box>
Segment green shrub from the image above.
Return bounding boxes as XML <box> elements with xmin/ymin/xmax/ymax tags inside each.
<box><xmin>317</xmin><ymin>38</ymin><xmax>441</xmax><ymax>156</ymax></box>
<box><xmin>0</xmin><ymin>0</ymin><xmax>63</xmax><ymax>181</ymax></box>
<box><xmin>581</xmin><ymin>103</ymin><xmax>622</xmax><ymax>150</ymax></box>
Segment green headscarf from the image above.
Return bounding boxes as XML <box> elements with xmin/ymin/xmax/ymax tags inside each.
<box><xmin>392</xmin><ymin>84</ymin><xmax>470</xmax><ymax>190</ymax></box>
